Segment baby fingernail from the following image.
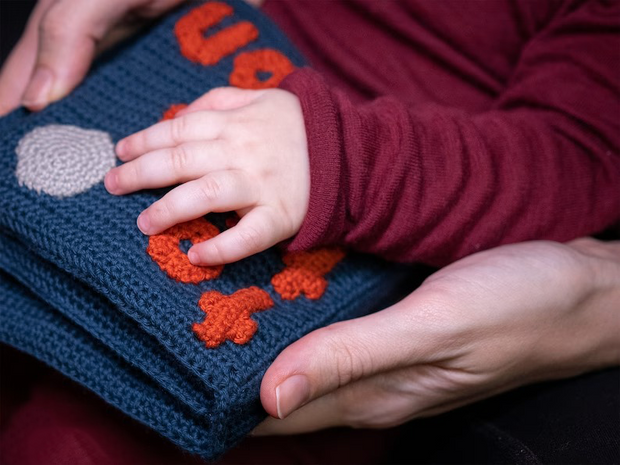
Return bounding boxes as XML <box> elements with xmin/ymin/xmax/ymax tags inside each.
<box><xmin>275</xmin><ymin>375</ymin><xmax>311</xmax><ymax>419</ymax></box>
<box><xmin>188</xmin><ymin>249</ymin><xmax>200</xmax><ymax>264</ymax></box>
<box><xmin>137</xmin><ymin>213</ymin><xmax>150</xmax><ymax>234</ymax></box>
<box><xmin>104</xmin><ymin>171</ymin><xmax>118</xmax><ymax>193</ymax></box>
<box><xmin>22</xmin><ymin>67</ymin><xmax>54</xmax><ymax>110</ymax></box>
<box><xmin>115</xmin><ymin>139</ymin><xmax>127</xmax><ymax>158</ymax></box>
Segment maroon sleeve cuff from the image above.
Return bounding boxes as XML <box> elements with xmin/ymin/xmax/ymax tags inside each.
<box><xmin>278</xmin><ymin>67</ymin><xmax>347</xmax><ymax>252</ymax></box>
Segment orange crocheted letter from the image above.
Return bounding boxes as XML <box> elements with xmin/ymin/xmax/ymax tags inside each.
<box><xmin>271</xmin><ymin>248</ymin><xmax>345</xmax><ymax>300</ymax></box>
<box><xmin>229</xmin><ymin>49</ymin><xmax>295</xmax><ymax>89</ymax></box>
<box><xmin>193</xmin><ymin>287</ymin><xmax>274</xmax><ymax>348</ymax></box>
<box><xmin>147</xmin><ymin>218</ymin><xmax>223</xmax><ymax>283</ymax></box>
<box><xmin>175</xmin><ymin>2</ymin><xmax>258</xmax><ymax>65</ymax></box>
<box><xmin>161</xmin><ymin>103</ymin><xmax>188</xmax><ymax>121</ymax></box>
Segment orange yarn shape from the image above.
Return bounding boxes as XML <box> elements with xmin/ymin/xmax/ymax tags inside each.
<box><xmin>161</xmin><ymin>103</ymin><xmax>188</xmax><ymax>121</ymax></box>
<box><xmin>229</xmin><ymin>49</ymin><xmax>296</xmax><ymax>89</ymax></box>
<box><xmin>193</xmin><ymin>287</ymin><xmax>274</xmax><ymax>348</ymax></box>
<box><xmin>271</xmin><ymin>247</ymin><xmax>345</xmax><ymax>300</ymax></box>
<box><xmin>174</xmin><ymin>2</ymin><xmax>258</xmax><ymax>66</ymax></box>
<box><xmin>147</xmin><ymin>218</ymin><xmax>223</xmax><ymax>284</ymax></box>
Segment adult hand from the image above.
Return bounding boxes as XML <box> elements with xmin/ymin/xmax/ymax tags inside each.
<box><xmin>0</xmin><ymin>0</ymin><xmax>185</xmax><ymax>116</ymax></box>
<box><xmin>255</xmin><ymin>238</ymin><xmax>620</xmax><ymax>434</ymax></box>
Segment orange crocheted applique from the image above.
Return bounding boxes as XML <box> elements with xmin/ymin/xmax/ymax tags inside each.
<box><xmin>229</xmin><ymin>49</ymin><xmax>295</xmax><ymax>89</ymax></box>
<box><xmin>161</xmin><ymin>103</ymin><xmax>188</xmax><ymax>121</ymax></box>
<box><xmin>147</xmin><ymin>218</ymin><xmax>223</xmax><ymax>284</ymax></box>
<box><xmin>175</xmin><ymin>2</ymin><xmax>258</xmax><ymax>66</ymax></box>
<box><xmin>271</xmin><ymin>247</ymin><xmax>345</xmax><ymax>300</ymax></box>
<box><xmin>193</xmin><ymin>287</ymin><xmax>274</xmax><ymax>348</ymax></box>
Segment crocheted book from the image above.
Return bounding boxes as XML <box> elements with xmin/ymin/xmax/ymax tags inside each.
<box><xmin>0</xmin><ymin>0</ymin><xmax>416</xmax><ymax>459</ymax></box>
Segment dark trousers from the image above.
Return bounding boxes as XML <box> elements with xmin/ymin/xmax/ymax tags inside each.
<box><xmin>1</xmin><ymin>344</ymin><xmax>618</xmax><ymax>464</ymax></box>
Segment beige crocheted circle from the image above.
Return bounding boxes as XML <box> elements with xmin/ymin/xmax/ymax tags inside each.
<box><xmin>15</xmin><ymin>124</ymin><xmax>116</xmax><ymax>198</ymax></box>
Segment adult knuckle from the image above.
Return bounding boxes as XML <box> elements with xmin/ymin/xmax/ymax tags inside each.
<box><xmin>399</xmin><ymin>288</ymin><xmax>466</xmax><ymax>338</ymax></box>
<box><xmin>41</xmin><ymin>8</ymin><xmax>67</xmax><ymax>41</ymax></box>
<box><xmin>319</xmin><ymin>325</ymin><xmax>373</xmax><ymax>388</ymax></box>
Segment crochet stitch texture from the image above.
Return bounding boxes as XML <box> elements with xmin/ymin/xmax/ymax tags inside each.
<box><xmin>15</xmin><ymin>124</ymin><xmax>116</xmax><ymax>197</ymax></box>
<box><xmin>0</xmin><ymin>0</ymin><xmax>416</xmax><ymax>459</ymax></box>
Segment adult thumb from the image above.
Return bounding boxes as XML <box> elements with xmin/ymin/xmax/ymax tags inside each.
<box><xmin>21</xmin><ymin>0</ymin><xmax>130</xmax><ymax>111</ymax></box>
<box><xmin>260</xmin><ymin>292</ymin><xmax>446</xmax><ymax>419</ymax></box>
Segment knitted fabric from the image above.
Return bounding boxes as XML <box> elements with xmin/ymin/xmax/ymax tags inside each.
<box><xmin>0</xmin><ymin>0</ymin><xmax>415</xmax><ymax>459</ymax></box>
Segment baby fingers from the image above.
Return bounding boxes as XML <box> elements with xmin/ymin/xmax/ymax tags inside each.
<box><xmin>105</xmin><ymin>141</ymin><xmax>233</xmax><ymax>195</ymax></box>
<box><xmin>188</xmin><ymin>206</ymin><xmax>284</xmax><ymax>265</ymax></box>
<box><xmin>137</xmin><ymin>170</ymin><xmax>257</xmax><ymax>236</ymax></box>
<box><xmin>115</xmin><ymin>110</ymin><xmax>226</xmax><ymax>161</ymax></box>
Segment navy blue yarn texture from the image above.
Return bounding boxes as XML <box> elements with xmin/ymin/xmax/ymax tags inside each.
<box><xmin>0</xmin><ymin>0</ymin><xmax>415</xmax><ymax>459</ymax></box>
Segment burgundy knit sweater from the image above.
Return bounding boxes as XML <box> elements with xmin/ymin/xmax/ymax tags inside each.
<box><xmin>263</xmin><ymin>0</ymin><xmax>620</xmax><ymax>266</ymax></box>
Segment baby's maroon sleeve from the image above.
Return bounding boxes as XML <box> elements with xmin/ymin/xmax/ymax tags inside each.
<box><xmin>279</xmin><ymin>1</ymin><xmax>620</xmax><ymax>266</ymax></box>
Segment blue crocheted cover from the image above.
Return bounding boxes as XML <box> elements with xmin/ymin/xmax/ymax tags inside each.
<box><xmin>0</xmin><ymin>0</ymin><xmax>415</xmax><ymax>459</ymax></box>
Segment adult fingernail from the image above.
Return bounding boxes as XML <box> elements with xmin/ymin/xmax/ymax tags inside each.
<box><xmin>137</xmin><ymin>213</ymin><xmax>150</xmax><ymax>234</ymax></box>
<box><xmin>275</xmin><ymin>374</ymin><xmax>311</xmax><ymax>419</ymax></box>
<box><xmin>22</xmin><ymin>67</ymin><xmax>54</xmax><ymax>110</ymax></box>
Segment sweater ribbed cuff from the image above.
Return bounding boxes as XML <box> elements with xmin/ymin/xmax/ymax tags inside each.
<box><xmin>278</xmin><ymin>67</ymin><xmax>346</xmax><ymax>252</ymax></box>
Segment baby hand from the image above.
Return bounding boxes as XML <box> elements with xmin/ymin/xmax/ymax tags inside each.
<box><xmin>105</xmin><ymin>87</ymin><xmax>310</xmax><ymax>265</ymax></box>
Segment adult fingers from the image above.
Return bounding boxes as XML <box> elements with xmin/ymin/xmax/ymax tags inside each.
<box><xmin>176</xmin><ymin>87</ymin><xmax>267</xmax><ymax>115</ymax></box>
<box><xmin>137</xmin><ymin>170</ymin><xmax>257</xmax><ymax>235</ymax></box>
<box><xmin>188</xmin><ymin>206</ymin><xmax>284</xmax><ymax>265</ymax></box>
<box><xmin>255</xmin><ymin>381</ymin><xmax>369</xmax><ymax>435</ymax></box>
<box><xmin>0</xmin><ymin>0</ymin><xmax>54</xmax><ymax>115</ymax></box>
<box><xmin>255</xmin><ymin>370</ymin><xmax>413</xmax><ymax>435</ymax></box>
<box><xmin>569</xmin><ymin>237</ymin><xmax>620</xmax><ymax>261</ymax></box>
<box><xmin>116</xmin><ymin>111</ymin><xmax>226</xmax><ymax>161</ymax></box>
<box><xmin>259</xmin><ymin>291</ymin><xmax>462</xmax><ymax>420</ymax></box>
<box><xmin>254</xmin><ymin>366</ymin><xmax>504</xmax><ymax>435</ymax></box>
<box><xmin>105</xmin><ymin>140</ymin><xmax>235</xmax><ymax>195</ymax></box>
<box><xmin>21</xmin><ymin>0</ymin><xmax>132</xmax><ymax>111</ymax></box>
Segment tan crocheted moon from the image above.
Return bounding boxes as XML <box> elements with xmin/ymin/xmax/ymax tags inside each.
<box><xmin>15</xmin><ymin>124</ymin><xmax>117</xmax><ymax>198</ymax></box>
